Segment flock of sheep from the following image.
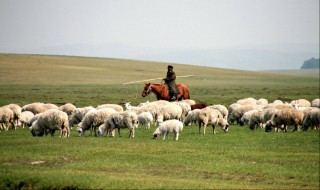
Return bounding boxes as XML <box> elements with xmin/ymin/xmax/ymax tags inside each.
<box><xmin>0</xmin><ymin>98</ymin><xmax>319</xmax><ymax>140</ymax></box>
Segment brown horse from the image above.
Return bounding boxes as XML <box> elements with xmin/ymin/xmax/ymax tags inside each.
<box><xmin>142</xmin><ymin>83</ymin><xmax>190</xmax><ymax>101</ymax></box>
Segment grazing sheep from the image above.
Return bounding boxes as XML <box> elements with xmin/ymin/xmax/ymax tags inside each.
<box><xmin>184</xmin><ymin>109</ymin><xmax>201</xmax><ymax>126</ymax></box>
<box><xmin>18</xmin><ymin>111</ymin><xmax>34</xmax><ymax>128</ymax></box>
<box><xmin>59</xmin><ymin>103</ymin><xmax>76</xmax><ymax>116</ymax></box>
<box><xmin>198</xmin><ymin>108</ymin><xmax>229</xmax><ymax>135</ymax></box>
<box><xmin>311</xmin><ymin>99</ymin><xmax>320</xmax><ymax>108</ymax></box>
<box><xmin>227</xmin><ymin>103</ymin><xmax>242</xmax><ymax>124</ymax></box>
<box><xmin>138</xmin><ymin>112</ymin><xmax>154</xmax><ymax>129</ymax></box>
<box><xmin>30</xmin><ymin>109</ymin><xmax>70</xmax><ymax>137</ymax></box>
<box><xmin>152</xmin><ymin>119</ymin><xmax>183</xmax><ymax>141</ymax></box>
<box><xmin>4</xmin><ymin>104</ymin><xmax>22</xmax><ymax>129</ymax></box>
<box><xmin>208</xmin><ymin>104</ymin><xmax>228</xmax><ymax>120</ymax></box>
<box><xmin>273</xmin><ymin>100</ymin><xmax>284</xmax><ymax>105</ymax></box>
<box><xmin>256</xmin><ymin>98</ymin><xmax>268</xmax><ymax>106</ymax></box>
<box><xmin>96</xmin><ymin>104</ymin><xmax>123</xmax><ymax>112</ymax></box>
<box><xmin>69</xmin><ymin>106</ymin><xmax>95</xmax><ymax>128</ymax></box>
<box><xmin>77</xmin><ymin>108</ymin><xmax>117</xmax><ymax>137</ymax></box>
<box><xmin>22</xmin><ymin>102</ymin><xmax>57</xmax><ymax>114</ymax></box>
<box><xmin>263</xmin><ymin>107</ymin><xmax>279</xmax><ymax>124</ymax></box>
<box><xmin>228</xmin><ymin>105</ymin><xmax>263</xmax><ymax>125</ymax></box>
<box><xmin>302</xmin><ymin>108</ymin><xmax>320</xmax><ymax>131</ymax></box>
<box><xmin>156</xmin><ymin>103</ymin><xmax>182</xmax><ymax>124</ymax></box>
<box><xmin>290</xmin><ymin>99</ymin><xmax>311</xmax><ymax>107</ymax></box>
<box><xmin>239</xmin><ymin>110</ymin><xmax>257</xmax><ymax>126</ymax></box>
<box><xmin>99</xmin><ymin>111</ymin><xmax>138</xmax><ymax>138</ymax></box>
<box><xmin>173</xmin><ymin>102</ymin><xmax>191</xmax><ymax>121</ymax></box>
<box><xmin>265</xmin><ymin>109</ymin><xmax>304</xmax><ymax>132</ymax></box>
<box><xmin>248</xmin><ymin>110</ymin><xmax>265</xmax><ymax>130</ymax></box>
<box><xmin>0</xmin><ymin>107</ymin><xmax>14</xmax><ymax>131</ymax></box>
<box><xmin>179</xmin><ymin>99</ymin><xmax>196</xmax><ymax>106</ymax></box>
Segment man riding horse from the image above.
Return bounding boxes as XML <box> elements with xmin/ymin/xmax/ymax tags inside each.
<box><xmin>163</xmin><ymin>65</ymin><xmax>179</xmax><ymax>101</ymax></box>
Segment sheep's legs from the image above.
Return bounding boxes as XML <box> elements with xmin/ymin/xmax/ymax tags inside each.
<box><xmin>174</xmin><ymin>132</ymin><xmax>179</xmax><ymax>140</ymax></box>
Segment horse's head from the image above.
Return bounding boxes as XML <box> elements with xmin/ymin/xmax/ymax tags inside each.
<box><xmin>142</xmin><ymin>83</ymin><xmax>152</xmax><ymax>97</ymax></box>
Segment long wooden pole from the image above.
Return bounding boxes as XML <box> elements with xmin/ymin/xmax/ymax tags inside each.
<box><xmin>122</xmin><ymin>75</ymin><xmax>195</xmax><ymax>85</ymax></box>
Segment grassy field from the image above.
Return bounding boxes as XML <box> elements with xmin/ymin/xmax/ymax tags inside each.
<box><xmin>0</xmin><ymin>54</ymin><xmax>319</xmax><ymax>189</ymax></box>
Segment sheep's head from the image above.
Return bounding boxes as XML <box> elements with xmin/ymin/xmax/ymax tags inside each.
<box><xmin>77</xmin><ymin>127</ymin><xmax>85</xmax><ymax>137</ymax></box>
<box><xmin>152</xmin><ymin>128</ymin><xmax>161</xmax><ymax>139</ymax></box>
<box><xmin>265</xmin><ymin>120</ymin><xmax>273</xmax><ymax>132</ymax></box>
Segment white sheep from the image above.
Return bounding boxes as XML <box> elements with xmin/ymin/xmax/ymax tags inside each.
<box><xmin>69</xmin><ymin>106</ymin><xmax>95</xmax><ymax>128</ymax></box>
<box><xmin>156</xmin><ymin>103</ymin><xmax>182</xmax><ymax>124</ymax></box>
<box><xmin>208</xmin><ymin>104</ymin><xmax>228</xmax><ymax>120</ymax></box>
<box><xmin>265</xmin><ymin>109</ymin><xmax>304</xmax><ymax>132</ymax></box>
<box><xmin>256</xmin><ymin>98</ymin><xmax>268</xmax><ymax>106</ymax></box>
<box><xmin>96</xmin><ymin>104</ymin><xmax>123</xmax><ymax>112</ymax></box>
<box><xmin>237</xmin><ymin>98</ymin><xmax>257</xmax><ymax>105</ymax></box>
<box><xmin>22</xmin><ymin>102</ymin><xmax>57</xmax><ymax>114</ymax></box>
<box><xmin>198</xmin><ymin>108</ymin><xmax>229</xmax><ymax>135</ymax></box>
<box><xmin>179</xmin><ymin>99</ymin><xmax>196</xmax><ymax>106</ymax></box>
<box><xmin>138</xmin><ymin>112</ymin><xmax>154</xmax><ymax>129</ymax></box>
<box><xmin>239</xmin><ymin>110</ymin><xmax>257</xmax><ymax>126</ymax></box>
<box><xmin>30</xmin><ymin>109</ymin><xmax>70</xmax><ymax>137</ymax></box>
<box><xmin>0</xmin><ymin>107</ymin><xmax>14</xmax><ymax>131</ymax></box>
<box><xmin>18</xmin><ymin>111</ymin><xmax>34</xmax><ymax>128</ymax></box>
<box><xmin>290</xmin><ymin>99</ymin><xmax>311</xmax><ymax>107</ymax></box>
<box><xmin>77</xmin><ymin>108</ymin><xmax>117</xmax><ymax>137</ymax></box>
<box><xmin>173</xmin><ymin>102</ymin><xmax>191</xmax><ymax>121</ymax></box>
<box><xmin>4</xmin><ymin>104</ymin><xmax>22</xmax><ymax>129</ymax></box>
<box><xmin>248</xmin><ymin>110</ymin><xmax>265</xmax><ymax>130</ymax></box>
<box><xmin>99</xmin><ymin>111</ymin><xmax>138</xmax><ymax>138</ymax></box>
<box><xmin>311</xmin><ymin>99</ymin><xmax>320</xmax><ymax>108</ymax></box>
<box><xmin>228</xmin><ymin>105</ymin><xmax>263</xmax><ymax>125</ymax></box>
<box><xmin>152</xmin><ymin>119</ymin><xmax>183</xmax><ymax>140</ymax></box>
<box><xmin>184</xmin><ymin>109</ymin><xmax>201</xmax><ymax>126</ymax></box>
<box><xmin>59</xmin><ymin>103</ymin><xmax>76</xmax><ymax>117</ymax></box>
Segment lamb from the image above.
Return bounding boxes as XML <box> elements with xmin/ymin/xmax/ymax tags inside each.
<box><xmin>96</xmin><ymin>104</ymin><xmax>123</xmax><ymax>112</ymax></box>
<box><xmin>198</xmin><ymin>108</ymin><xmax>229</xmax><ymax>135</ymax></box>
<box><xmin>265</xmin><ymin>109</ymin><xmax>304</xmax><ymax>132</ymax></box>
<box><xmin>4</xmin><ymin>104</ymin><xmax>22</xmax><ymax>129</ymax></box>
<box><xmin>156</xmin><ymin>103</ymin><xmax>182</xmax><ymax>124</ymax></box>
<box><xmin>69</xmin><ymin>106</ymin><xmax>95</xmax><ymax>128</ymax></box>
<box><xmin>59</xmin><ymin>103</ymin><xmax>76</xmax><ymax>117</ymax></box>
<box><xmin>30</xmin><ymin>109</ymin><xmax>70</xmax><ymax>137</ymax></box>
<box><xmin>302</xmin><ymin>108</ymin><xmax>320</xmax><ymax>131</ymax></box>
<box><xmin>138</xmin><ymin>112</ymin><xmax>154</xmax><ymax>129</ymax></box>
<box><xmin>311</xmin><ymin>99</ymin><xmax>320</xmax><ymax>108</ymax></box>
<box><xmin>0</xmin><ymin>107</ymin><xmax>14</xmax><ymax>131</ymax></box>
<box><xmin>99</xmin><ymin>111</ymin><xmax>138</xmax><ymax>138</ymax></box>
<box><xmin>18</xmin><ymin>111</ymin><xmax>34</xmax><ymax>128</ymax></box>
<box><xmin>77</xmin><ymin>108</ymin><xmax>117</xmax><ymax>137</ymax></box>
<box><xmin>152</xmin><ymin>119</ymin><xmax>183</xmax><ymax>141</ymax></box>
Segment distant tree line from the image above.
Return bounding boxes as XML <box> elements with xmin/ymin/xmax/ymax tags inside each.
<box><xmin>301</xmin><ymin>57</ymin><xmax>319</xmax><ymax>69</ymax></box>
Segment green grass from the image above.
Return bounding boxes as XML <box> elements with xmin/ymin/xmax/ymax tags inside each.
<box><xmin>0</xmin><ymin>54</ymin><xmax>319</xmax><ymax>189</ymax></box>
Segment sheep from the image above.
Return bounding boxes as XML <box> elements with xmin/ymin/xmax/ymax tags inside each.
<box><xmin>311</xmin><ymin>99</ymin><xmax>320</xmax><ymax>108</ymax></box>
<box><xmin>248</xmin><ymin>110</ymin><xmax>265</xmax><ymax>130</ymax></box>
<box><xmin>236</xmin><ymin>98</ymin><xmax>257</xmax><ymax>105</ymax></box>
<box><xmin>22</xmin><ymin>102</ymin><xmax>57</xmax><ymax>114</ymax></box>
<box><xmin>265</xmin><ymin>109</ymin><xmax>304</xmax><ymax>132</ymax></box>
<box><xmin>239</xmin><ymin>110</ymin><xmax>257</xmax><ymax>126</ymax></box>
<box><xmin>227</xmin><ymin>103</ymin><xmax>241</xmax><ymax>124</ymax></box>
<box><xmin>290</xmin><ymin>99</ymin><xmax>311</xmax><ymax>107</ymax></box>
<box><xmin>138</xmin><ymin>112</ymin><xmax>154</xmax><ymax>129</ymax></box>
<box><xmin>184</xmin><ymin>109</ymin><xmax>201</xmax><ymax>126</ymax></box>
<box><xmin>263</xmin><ymin>107</ymin><xmax>279</xmax><ymax>124</ymax></box>
<box><xmin>272</xmin><ymin>100</ymin><xmax>284</xmax><ymax>105</ymax></box>
<box><xmin>0</xmin><ymin>107</ymin><xmax>14</xmax><ymax>131</ymax></box>
<box><xmin>152</xmin><ymin>119</ymin><xmax>183</xmax><ymax>141</ymax></box>
<box><xmin>18</xmin><ymin>111</ymin><xmax>34</xmax><ymax>128</ymax></box>
<box><xmin>208</xmin><ymin>104</ymin><xmax>228</xmax><ymax>120</ymax></box>
<box><xmin>302</xmin><ymin>108</ymin><xmax>320</xmax><ymax>131</ymax></box>
<box><xmin>30</xmin><ymin>109</ymin><xmax>70</xmax><ymax>137</ymax></box>
<box><xmin>156</xmin><ymin>103</ymin><xmax>182</xmax><ymax>124</ymax></box>
<box><xmin>179</xmin><ymin>99</ymin><xmax>196</xmax><ymax>106</ymax></box>
<box><xmin>96</xmin><ymin>104</ymin><xmax>123</xmax><ymax>112</ymax></box>
<box><xmin>77</xmin><ymin>108</ymin><xmax>117</xmax><ymax>137</ymax></box>
<box><xmin>256</xmin><ymin>98</ymin><xmax>268</xmax><ymax>106</ymax></box>
<box><xmin>228</xmin><ymin>105</ymin><xmax>263</xmax><ymax>125</ymax></box>
<box><xmin>198</xmin><ymin>108</ymin><xmax>229</xmax><ymax>135</ymax></box>
<box><xmin>99</xmin><ymin>111</ymin><xmax>138</xmax><ymax>138</ymax></box>
<box><xmin>173</xmin><ymin>102</ymin><xmax>191</xmax><ymax>121</ymax></box>
<box><xmin>4</xmin><ymin>104</ymin><xmax>22</xmax><ymax>129</ymax></box>
<box><xmin>69</xmin><ymin>106</ymin><xmax>95</xmax><ymax>128</ymax></box>
<box><xmin>58</xmin><ymin>103</ymin><xmax>76</xmax><ymax>117</ymax></box>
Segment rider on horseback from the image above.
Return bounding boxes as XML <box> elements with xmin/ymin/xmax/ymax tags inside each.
<box><xmin>163</xmin><ymin>65</ymin><xmax>179</xmax><ymax>101</ymax></box>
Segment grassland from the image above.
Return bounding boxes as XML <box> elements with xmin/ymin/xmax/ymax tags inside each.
<box><xmin>0</xmin><ymin>54</ymin><xmax>319</xmax><ymax>189</ymax></box>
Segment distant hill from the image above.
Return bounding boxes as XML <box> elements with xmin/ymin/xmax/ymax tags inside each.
<box><xmin>301</xmin><ymin>57</ymin><xmax>320</xmax><ymax>69</ymax></box>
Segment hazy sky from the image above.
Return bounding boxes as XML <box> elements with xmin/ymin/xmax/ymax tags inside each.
<box><xmin>0</xmin><ymin>0</ymin><xmax>319</xmax><ymax>70</ymax></box>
